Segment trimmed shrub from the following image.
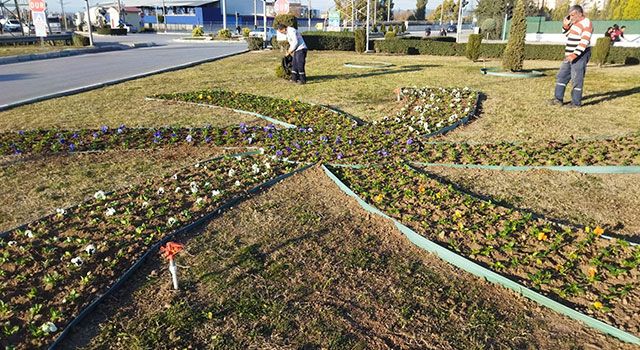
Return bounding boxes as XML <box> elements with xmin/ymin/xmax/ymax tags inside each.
<box><xmin>372</xmin><ymin>24</ymin><xmax>378</xmax><ymax>33</ymax></box>
<box><xmin>72</xmin><ymin>33</ymin><xmax>90</xmax><ymax>46</ymax></box>
<box><xmin>385</xmin><ymin>31</ymin><xmax>397</xmax><ymax>40</ymax></box>
<box><xmin>502</xmin><ymin>0</ymin><xmax>526</xmax><ymax>71</ymax></box>
<box><xmin>593</xmin><ymin>37</ymin><xmax>612</xmax><ymax>67</ymax></box>
<box><xmin>381</xmin><ymin>23</ymin><xmax>387</xmax><ymax>33</ymax></box>
<box><xmin>96</xmin><ymin>27</ymin><xmax>127</xmax><ymax>35</ymax></box>
<box><xmin>401</xmin><ymin>22</ymin><xmax>406</xmax><ymax>33</ymax></box>
<box><xmin>242</xmin><ymin>27</ymin><xmax>251</xmax><ymax>37</ymax></box>
<box><xmin>273</xmin><ymin>14</ymin><xmax>298</xmax><ymax>29</ymax></box>
<box><xmin>247</xmin><ymin>36</ymin><xmax>264</xmax><ymax>50</ymax></box>
<box><xmin>394</xmin><ymin>25</ymin><xmax>400</xmax><ymax>33</ymax></box>
<box><xmin>402</xmin><ymin>36</ymin><xmax>456</xmax><ymax>42</ymax></box>
<box><xmin>192</xmin><ymin>26</ymin><xmax>204</xmax><ymax>37</ymax></box>
<box><xmin>355</xmin><ymin>28</ymin><xmax>366</xmax><ymax>53</ymax></box>
<box><xmin>466</xmin><ymin>34</ymin><xmax>483</xmax><ymax>61</ymax></box>
<box><xmin>217</xmin><ymin>28</ymin><xmax>232</xmax><ymax>39</ymax></box>
<box><xmin>302</xmin><ymin>32</ymin><xmax>355</xmax><ymax>51</ymax></box>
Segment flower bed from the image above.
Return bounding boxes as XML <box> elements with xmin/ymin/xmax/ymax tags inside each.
<box><xmin>0</xmin><ymin>124</ymin><xmax>277</xmax><ymax>157</ymax></box>
<box><xmin>375</xmin><ymin>87</ymin><xmax>479</xmax><ymax>137</ymax></box>
<box><xmin>153</xmin><ymin>89</ymin><xmax>358</xmax><ymax>132</ymax></box>
<box><xmin>0</xmin><ymin>154</ymin><xmax>300</xmax><ymax>349</ymax></box>
<box><xmin>417</xmin><ymin>135</ymin><xmax>640</xmax><ymax>166</ymax></box>
<box><xmin>330</xmin><ymin>164</ymin><xmax>640</xmax><ymax>336</ymax></box>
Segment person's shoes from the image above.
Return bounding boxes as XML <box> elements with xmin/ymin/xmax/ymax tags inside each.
<box><xmin>548</xmin><ymin>99</ymin><xmax>563</xmax><ymax>106</ymax></box>
<box><xmin>564</xmin><ymin>103</ymin><xmax>581</xmax><ymax>108</ymax></box>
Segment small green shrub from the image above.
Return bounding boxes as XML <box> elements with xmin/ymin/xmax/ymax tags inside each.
<box><xmin>217</xmin><ymin>28</ymin><xmax>232</xmax><ymax>39</ymax></box>
<box><xmin>242</xmin><ymin>27</ymin><xmax>251</xmax><ymax>37</ymax></box>
<box><xmin>247</xmin><ymin>36</ymin><xmax>264</xmax><ymax>50</ymax></box>
<box><xmin>466</xmin><ymin>34</ymin><xmax>483</xmax><ymax>61</ymax></box>
<box><xmin>355</xmin><ymin>28</ymin><xmax>366</xmax><ymax>53</ymax></box>
<box><xmin>593</xmin><ymin>37</ymin><xmax>612</xmax><ymax>67</ymax></box>
<box><xmin>385</xmin><ymin>31</ymin><xmax>397</xmax><ymax>40</ymax></box>
<box><xmin>275</xmin><ymin>63</ymin><xmax>291</xmax><ymax>79</ymax></box>
<box><xmin>273</xmin><ymin>14</ymin><xmax>298</xmax><ymax>29</ymax></box>
<box><xmin>72</xmin><ymin>33</ymin><xmax>90</xmax><ymax>46</ymax></box>
<box><xmin>381</xmin><ymin>23</ymin><xmax>387</xmax><ymax>33</ymax></box>
<box><xmin>192</xmin><ymin>26</ymin><xmax>204</xmax><ymax>37</ymax></box>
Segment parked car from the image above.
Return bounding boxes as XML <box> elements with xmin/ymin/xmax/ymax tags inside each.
<box><xmin>446</xmin><ymin>24</ymin><xmax>457</xmax><ymax>33</ymax></box>
<box><xmin>249</xmin><ymin>27</ymin><xmax>277</xmax><ymax>42</ymax></box>
<box><xmin>3</xmin><ymin>19</ymin><xmax>23</xmax><ymax>32</ymax></box>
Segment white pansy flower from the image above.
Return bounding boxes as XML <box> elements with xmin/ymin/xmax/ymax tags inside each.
<box><xmin>85</xmin><ymin>244</ymin><xmax>96</xmax><ymax>255</ymax></box>
<box><xmin>141</xmin><ymin>201</ymin><xmax>149</xmax><ymax>208</ymax></box>
<box><xmin>211</xmin><ymin>190</ymin><xmax>221</xmax><ymax>197</ymax></box>
<box><xmin>93</xmin><ymin>190</ymin><xmax>106</xmax><ymax>200</ymax></box>
<box><xmin>71</xmin><ymin>257</ymin><xmax>83</xmax><ymax>266</ymax></box>
<box><xmin>157</xmin><ymin>187</ymin><xmax>165</xmax><ymax>195</ymax></box>
<box><xmin>190</xmin><ymin>181</ymin><xmax>199</xmax><ymax>194</ymax></box>
<box><xmin>228</xmin><ymin>169</ymin><xmax>236</xmax><ymax>177</ymax></box>
<box><xmin>234</xmin><ymin>180</ymin><xmax>241</xmax><ymax>187</ymax></box>
<box><xmin>41</xmin><ymin>322</ymin><xmax>58</xmax><ymax>334</ymax></box>
<box><xmin>174</xmin><ymin>187</ymin><xmax>182</xmax><ymax>193</ymax></box>
<box><xmin>171</xmin><ymin>173</ymin><xmax>178</xmax><ymax>180</ymax></box>
<box><xmin>25</xmin><ymin>230</ymin><xmax>34</xmax><ymax>238</ymax></box>
<box><xmin>196</xmin><ymin>197</ymin><xmax>204</xmax><ymax>206</ymax></box>
<box><xmin>167</xmin><ymin>217</ymin><xmax>177</xmax><ymax>227</ymax></box>
<box><xmin>56</xmin><ymin>208</ymin><xmax>66</xmax><ymax>216</ymax></box>
<box><xmin>251</xmin><ymin>164</ymin><xmax>260</xmax><ymax>174</ymax></box>
<box><xmin>105</xmin><ymin>208</ymin><xmax>116</xmax><ymax>217</ymax></box>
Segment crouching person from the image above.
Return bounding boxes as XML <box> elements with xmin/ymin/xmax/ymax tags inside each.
<box><xmin>277</xmin><ymin>24</ymin><xmax>308</xmax><ymax>84</ymax></box>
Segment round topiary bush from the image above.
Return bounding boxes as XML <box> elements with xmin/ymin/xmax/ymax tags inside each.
<box><xmin>466</xmin><ymin>34</ymin><xmax>483</xmax><ymax>62</ymax></box>
<box><xmin>217</xmin><ymin>28</ymin><xmax>232</xmax><ymax>39</ymax></box>
<box><xmin>242</xmin><ymin>27</ymin><xmax>251</xmax><ymax>38</ymax></box>
<box><xmin>381</xmin><ymin>23</ymin><xmax>387</xmax><ymax>33</ymax></box>
<box><xmin>247</xmin><ymin>36</ymin><xmax>264</xmax><ymax>50</ymax></box>
<box><xmin>481</xmin><ymin>18</ymin><xmax>497</xmax><ymax>39</ymax></box>
<box><xmin>385</xmin><ymin>31</ymin><xmax>396</xmax><ymax>40</ymax></box>
<box><xmin>192</xmin><ymin>26</ymin><xmax>204</xmax><ymax>37</ymax></box>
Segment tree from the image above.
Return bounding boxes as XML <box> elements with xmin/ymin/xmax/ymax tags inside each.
<box><xmin>623</xmin><ymin>0</ymin><xmax>640</xmax><ymax>19</ymax></box>
<box><xmin>427</xmin><ymin>0</ymin><xmax>458</xmax><ymax>23</ymax></box>
<box><xmin>502</xmin><ymin>0</ymin><xmax>526</xmax><ymax>71</ymax></box>
<box><xmin>415</xmin><ymin>0</ymin><xmax>428</xmax><ymax>20</ymax></box>
<box><xmin>335</xmin><ymin>0</ymin><xmax>395</xmax><ymax>23</ymax></box>
<box><xmin>474</xmin><ymin>0</ymin><xmax>508</xmax><ymax>39</ymax></box>
<box><xmin>614</xmin><ymin>0</ymin><xmax>629</xmax><ymax>19</ymax></box>
<box><xmin>552</xmin><ymin>0</ymin><xmax>570</xmax><ymax>21</ymax></box>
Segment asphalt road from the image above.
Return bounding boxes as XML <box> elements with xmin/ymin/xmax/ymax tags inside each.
<box><xmin>0</xmin><ymin>40</ymin><xmax>247</xmax><ymax>108</ymax></box>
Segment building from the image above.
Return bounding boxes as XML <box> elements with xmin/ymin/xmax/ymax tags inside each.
<box><xmin>533</xmin><ymin>0</ymin><xmax>608</xmax><ymax>11</ymax></box>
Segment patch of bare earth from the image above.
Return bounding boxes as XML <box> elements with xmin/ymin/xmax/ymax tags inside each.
<box><xmin>63</xmin><ymin>166</ymin><xmax>632</xmax><ymax>350</ymax></box>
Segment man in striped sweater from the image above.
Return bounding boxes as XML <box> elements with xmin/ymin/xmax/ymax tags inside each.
<box><xmin>550</xmin><ymin>5</ymin><xmax>593</xmax><ymax>108</ymax></box>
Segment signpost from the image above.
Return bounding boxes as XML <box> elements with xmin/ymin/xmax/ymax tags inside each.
<box><xmin>29</xmin><ymin>0</ymin><xmax>47</xmax><ymax>40</ymax></box>
<box><xmin>328</xmin><ymin>9</ymin><xmax>340</xmax><ymax>31</ymax></box>
<box><xmin>274</xmin><ymin>0</ymin><xmax>289</xmax><ymax>14</ymax></box>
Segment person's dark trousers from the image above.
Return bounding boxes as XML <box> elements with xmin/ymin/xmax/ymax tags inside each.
<box><xmin>292</xmin><ymin>49</ymin><xmax>308</xmax><ymax>83</ymax></box>
<box><xmin>554</xmin><ymin>48</ymin><xmax>591</xmax><ymax>106</ymax></box>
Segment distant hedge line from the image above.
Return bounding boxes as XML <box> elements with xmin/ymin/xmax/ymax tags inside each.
<box><xmin>297</xmin><ymin>32</ymin><xmax>640</xmax><ymax>65</ymax></box>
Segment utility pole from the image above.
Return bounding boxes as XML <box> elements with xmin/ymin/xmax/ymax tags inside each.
<box><xmin>162</xmin><ymin>0</ymin><xmax>167</xmax><ymax>33</ymax></box>
<box><xmin>456</xmin><ymin>0</ymin><xmax>463</xmax><ymax>43</ymax></box>
<box><xmin>60</xmin><ymin>0</ymin><xmax>68</xmax><ymax>31</ymax></box>
<box><xmin>502</xmin><ymin>2</ymin><xmax>509</xmax><ymax>41</ymax></box>
<box><xmin>351</xmin><ymin>0</ymin><xmax>354</xmax><ymax>31</ymax></box>
<box><xmin>262</xmin><ymin>0</ymin><xmax>266</xmax><ymax>48</ymax></box>
<box><xmin>387</xmin><ymin>0</ymin><xmax>390</xmax><ymax>22</ymax></box>
<box><xmin>308</xmin><ymin>0</ymin><xmax>311</xmax><ymax>31</ymax></box>
<box><xmin>222</xmin><ymin>0</ymin><xmax>226</xmax><ymax>30</ymax></box>
<box><xmin>365</xmin><ymin>0</ymin><xmax>370</xmax><ymax>51</ymax></box>
<box><xmin>84</xmin><ymin>0</ymin><xmax>94</xmax><ymax>46</ymax></box>
<box><xmin>373</xmin><ymin>0</ymin><xmax>376</xmax><ymax>28</ymax></box>
<box><xmin>13</xmin><ymin>0</ymin><xmax>25</xmax><ymax>36</ymax></box>
<box><xmin>254</xmin><ymin>0</ymin><xmax>257</xmax><ymax>27</ymax></box>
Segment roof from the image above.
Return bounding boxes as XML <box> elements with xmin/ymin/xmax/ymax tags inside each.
<box><xmin>124</xmin><ymin>0</ymin><xmax>217</xmax><ymax>7</ymax></box>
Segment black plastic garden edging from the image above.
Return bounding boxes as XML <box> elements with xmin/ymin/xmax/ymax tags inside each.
<box><xmin>47</xmin><ymin>162</ymin><xmax>314</xmax><ymax>349</ymax></box>
<box><xmin>321</xmin><ymin>164</ymin><xmax>640</xmax><ymax>345</ymax></box>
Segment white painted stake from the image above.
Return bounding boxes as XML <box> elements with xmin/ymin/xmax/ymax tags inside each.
<box><xmin>169</xmin><ymin>258</ymin><xmax>179</xmax><ymax>289</ymax></box>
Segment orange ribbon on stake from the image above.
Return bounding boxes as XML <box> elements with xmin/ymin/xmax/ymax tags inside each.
<box><xmin>160</xmin><ymin>242</ymin><xmax>184</xmax><ymax>290</ymax></box>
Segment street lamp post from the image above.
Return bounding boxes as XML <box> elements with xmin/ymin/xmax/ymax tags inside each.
<box><xmin>84</xmin><ymin>0</ymin><xmax>94</xmax><ymax>46</ymax></box>
<box><xmin>222</xmin><ymin>0</ymin><xmax>226</xmax><ymax>30</ymax></box>
<box><xmin>262</xmin><ymin>0</ymin><xmax>267</xmax><ymax>48</ymax></box>
<box><xmin>365</xmin><ymin>0</ymin><xmax>370</xmax><ymax>51</ymax></box>
<box><xmin>456</xmin><ymin>0</ymin><xmax>463</xmax><ymax>43</ymax></box>
<box><xmin>254</xmin><ymin>0</ymin><xmax>257</xmax><ymax>28</ymax></box>
<box><xmin>308</xmin><ymin>0</ymin><xmax>311</xmax><ymax>31</ymax></box>
<box><xmin>502</xmin><ymin>2</ymin><xmax>510</xmax><ymax>41</ymax></box>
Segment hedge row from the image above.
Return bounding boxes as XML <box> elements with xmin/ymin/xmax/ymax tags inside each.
<box><xmin>293</xmin><ymin>32</ymin><xmax>640</xmax><ymax>65</ymax></box>
<box><xmin>373</xmin><ymin>38</ymin><xmax>640</xmax><ymax>64</ymax></box>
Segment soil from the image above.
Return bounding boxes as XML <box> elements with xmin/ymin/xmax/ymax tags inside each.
<box><xmin>62</xmin><ymin>166</ymin><xmax>633</xmax><ymax>350</ymax></box>
<box><xmin>422</xmin><ymin>166</ymin><xmax>640</xmax><ymax>242</ymax></box>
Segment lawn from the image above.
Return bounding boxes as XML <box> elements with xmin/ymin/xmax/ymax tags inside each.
<box><xmin>1</xmin><ymin>48</ymin><xmax>640</xmax><ymax>349</ymax></box>
<box><xmin>0</xmin><ymin>45</ymin><xmax>84</xmax><ymax>58</ymax></box>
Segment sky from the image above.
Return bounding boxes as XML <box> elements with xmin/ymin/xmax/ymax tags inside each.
<box><xmin>57</xmin><ymin>0</ymin><xmax>449</xmax><ymax>16</ymax></box>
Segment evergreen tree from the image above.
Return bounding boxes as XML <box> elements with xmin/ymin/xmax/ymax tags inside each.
<box><xmin>552</xmin><ymin>0</ymin><xmax>571</xmax><ymax>21</ymax></box>
<box><xmin>415</xmin><ymin>0</ymin><xmax>428</xmax><ymax>20</ymax></box>
<box><xmin>614</xmin><ymin>0</ymin><xmax>629</xmax><ymax>19</ymax></box>
<box><xmin>623</xmin><ymin>0</ymin><xmax>640</xmax><ymax>19</ymax></box>
<box><xmin>502</xmin><ymin>0</ymin><xmax>526</xmax><ymax>71</ymax></box>
<box><xmin>428</xmin><ymin>0</ymin><xmax>457</xmax><ymax>23</ymax></box>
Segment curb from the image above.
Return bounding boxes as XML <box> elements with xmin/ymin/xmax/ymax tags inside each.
<box><xmin>0</xmin><ymin>42</ymin><xmax>157</xmax><ymax>66</ymax></box>
<box><xmin>0</xmin><ymin>49</ymin><xmax>248</xmax><ymax>112</ymax></box>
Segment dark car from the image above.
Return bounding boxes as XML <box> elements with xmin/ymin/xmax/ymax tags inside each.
<box><xmin>446</xmin><ymin>24</ymin><xmax>457</xmax><ymax>33</ymax></box>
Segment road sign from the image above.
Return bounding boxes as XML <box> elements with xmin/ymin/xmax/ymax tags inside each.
<box><xmin>274</xmin><ymin>0</ymin><xmax>289</xmax><ymax>14</ymax></box>
<box><xmin>33</xmin><ymin>10</ymin><xmax>48</xmax><ymax>37</ymax></box>
<box><xmin>28</xmin><ymin>0</ymin><xmax>46</xmax><ymax>12</ymax></box>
